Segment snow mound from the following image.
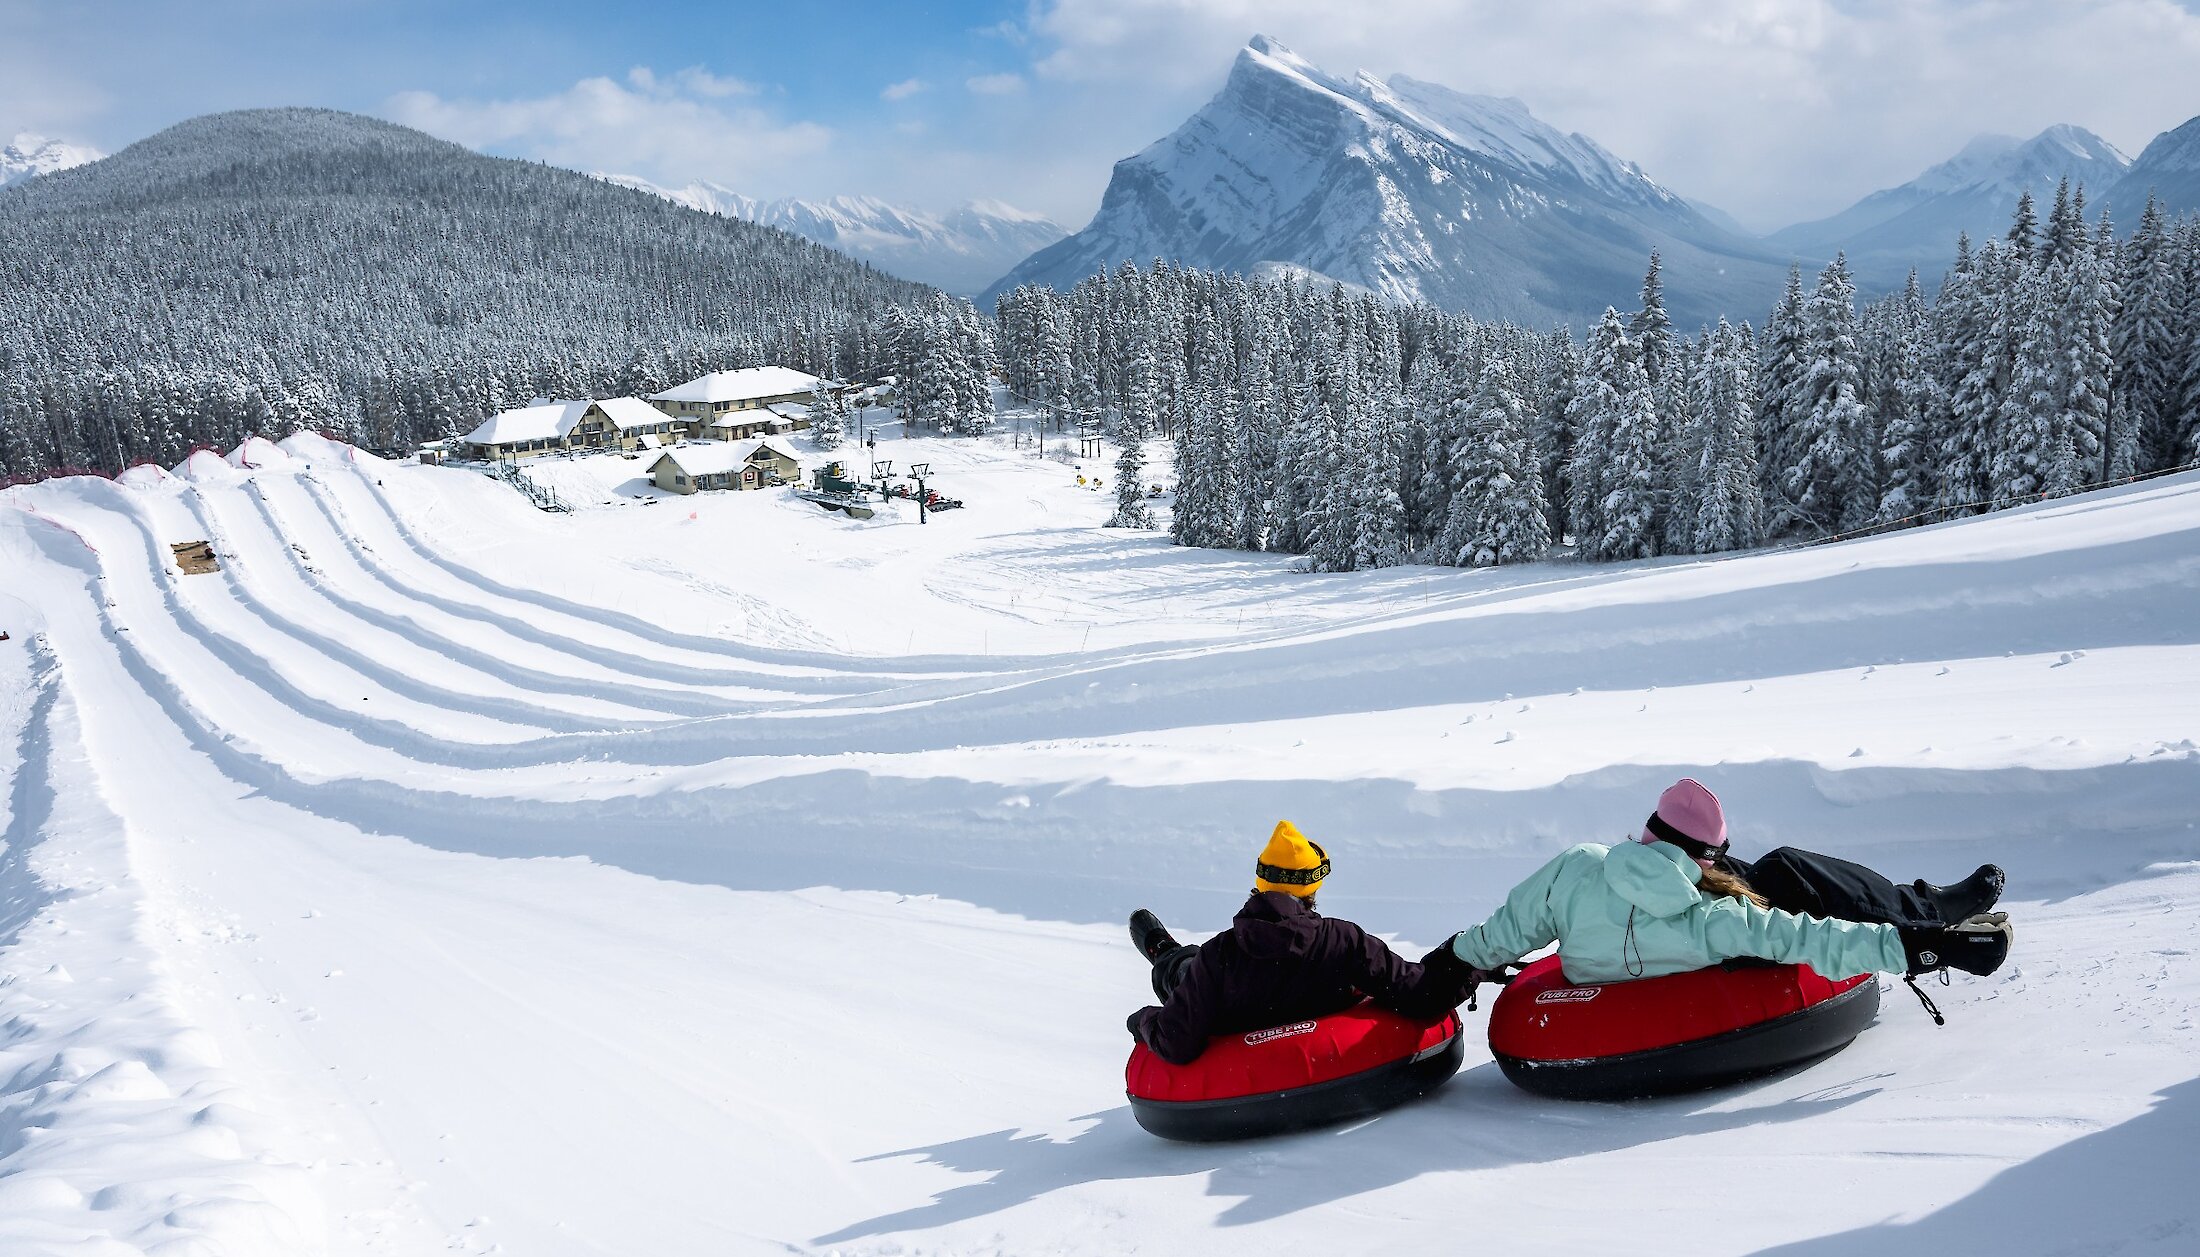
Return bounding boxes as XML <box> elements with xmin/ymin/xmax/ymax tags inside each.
<box><xmin>226</xmin><ymin>436</ymin><xmax>294</xmax><ymax>469</ymax></box>
<box><xmin>116</xmin><ymin>463</ymin><xmax>175</xmax><ymax>489</ymax></box>
<box><xmin>173</xmin><ymin>449</ymin><xmax>239</xmax><ymax>483</ymax></box>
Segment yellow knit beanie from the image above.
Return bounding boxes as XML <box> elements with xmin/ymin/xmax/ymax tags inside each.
<box><xmin>1254</xmin><ymin>820</ymin><xmax>1330</xmax><ymax>897</ymax></box>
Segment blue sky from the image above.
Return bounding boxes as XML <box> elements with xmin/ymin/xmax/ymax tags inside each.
<box><xmin>7</xmin><ymin>0</ymin><xmax>2200</xmax><ymax>230</ymax></box>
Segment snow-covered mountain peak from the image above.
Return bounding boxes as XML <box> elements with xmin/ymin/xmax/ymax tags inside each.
<box><xmin>2107</xmin><ymin>114</ymin><xmax>2200</xmax><ymax>219</ymax></box>
<box><xmin>1769</xmin><ymin>122</ymin><xmax>2134</xmax><ymax>290</ymax></box>
<box><xmin>1379</xmin><ymin>74</ymin><xmax>1671</xmax><ymax>206</ymax></box>
<box><xmin>1225</xmin><ymin>35</ymin><xmax>1386</xmax><ymax>128</ymax></box>
<box><xmin>593</xmin><ymin>172</ymin><xmax>1065</xmax><ymax>295</ymax></box>
<box><xmin>2126</xmin><ymin>116</ymin><xmax>2200</xmax><ymax>176</ymax></box>
<box><xmin>1</xmin><ymin>132</ymin><xmax>104</xmax><ymax>189</ymax></box>
<box><xmin>985</xmin><ymin>38</ymin><xmax>1776</xmax><ymax>324</ymax></box>
<box><xmin>1909</xmin><ymin>125</ymin><xmax>2128</xmax><ymax>197</ymax></box>
<box><xmin>961</xmin><ymin>197</ymin><xmax>1052</xmax><ymax>224</ymax></box>
<box><xmin>1238</xmin><ymin>34</ymin><xmax>1338</xmax><ymax>88</ymax></box>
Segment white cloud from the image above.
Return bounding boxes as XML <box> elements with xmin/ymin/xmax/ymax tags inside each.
<box><xmin>881</xmin><ymin>78</ymin><xmax>927</xmax><ymax>102</ymax></box>
<box><xmin>965</xmin><ymin>72</ymin><xmax>1026</xmax><ymax>96</ymax></box>
<box><xmin>385</xmin><ymin>69</ymin><xmax>829</xmax><ymax>192</ymax></box>
<box><xmin>626</xmin><ymin>66</ymin><xmax>756</xmax><ymax>99</ymax></box>
<box><xmin>1015</xmin><ymin>0</ymin><xmax>2200</xmax><ymax>229</ymax></box>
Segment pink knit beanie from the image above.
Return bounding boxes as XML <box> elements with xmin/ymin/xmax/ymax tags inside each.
<box><xmin>1640</xmin><ymin>777</ymin><xmax>1728</xmax><ymax>867</ymax></box>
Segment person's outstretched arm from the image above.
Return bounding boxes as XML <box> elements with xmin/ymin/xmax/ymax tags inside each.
<box><xmin>1324</xmin><ymin>920</ymin><xmax>1467</xmax><ymax>1022</ymax></box>
<box><xmin>1695</xmin><ymin>897</ymin><xmax>1908</xmax><ymax>978</ymax></box>
<box><xmin>1448</xmin><ymin>847</ymin><xmax>1580</xmax><ymax>971</ymax></box>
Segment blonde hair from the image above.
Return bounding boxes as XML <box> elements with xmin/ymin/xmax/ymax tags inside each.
<box><xmin>1698</xmin><ymin>863</ymin><xmax>1768</xmax><ymax>908</ymax></box>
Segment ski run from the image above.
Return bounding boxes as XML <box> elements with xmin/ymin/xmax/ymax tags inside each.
<box><xmin>1</xmin><ymin>427</ymin><xmax>2196</xmax><ymax>1256</ymax></box>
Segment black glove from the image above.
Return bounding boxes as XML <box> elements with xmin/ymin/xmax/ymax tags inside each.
<box><xmin>1900</xmin><ymin>912</ymin><xmax>2013</xmax><ymax>977</ymax></box>
<box><xmin>1126</xmin><ymin>1008</ymin><xmax>1154</xmax><ymax>1043</ymax></box>
<box><xmin>1418</xmin><ymin>938</ymin><xmax>1475</xmax><ymax>987</ymax></box>
<box><xmin>1410</xmin><ymin>936</ymin><xmax>1490</xmax><ymax>1014</ymax></box>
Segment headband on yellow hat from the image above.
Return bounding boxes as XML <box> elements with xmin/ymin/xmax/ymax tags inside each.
<box><xmin>1254</xmin><ymin>820</ymin><xmax>1330</xmax><ymax>897</ymax></box>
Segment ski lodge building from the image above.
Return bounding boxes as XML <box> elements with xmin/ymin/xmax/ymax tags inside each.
<box><xmin>457</xmin><ymin>367</ymin><xmax>836</xmax><ymax>461</ymax></box>
<box><xmin>647</xmin><ymin>437</ymin><xmax>804</xmax><ymax>495</ymax></box>
<box><xmin>648</xmin><ymin>367</ymin><xmax>825</xmax><ymax>439</ymax></box>
<box><xmin>460</xmin><ymin>398</ymin><xmax>593</xmax><ymax>461</ymax></box>
<box><xmin>570</xmin><ymin>396</ymin><xmax>685</xmax><ymax>452</ymax></box>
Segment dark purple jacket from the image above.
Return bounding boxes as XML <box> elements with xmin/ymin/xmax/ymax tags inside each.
<box><xmin>1130</xmin><ymin>891</ymin><xmax>1470</xmax><ymax>1065</ymax></box>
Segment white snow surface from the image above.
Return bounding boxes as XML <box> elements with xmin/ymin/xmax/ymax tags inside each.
<box><xmin>1</xmin><ymin>427</ymin><xmax>2196</xmax><ymax>1255</ymax></box>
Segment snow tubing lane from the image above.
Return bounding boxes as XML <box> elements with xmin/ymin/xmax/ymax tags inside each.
<box><xmin>1487</xmin><ymin>955</ymin><xmax>1880</xmax><ymax>1101</ymax></box>
<box><xmin>1126</xmin><ymin>1005</ymin><xmax>1465</xmax><ymax>1142</ymax></box>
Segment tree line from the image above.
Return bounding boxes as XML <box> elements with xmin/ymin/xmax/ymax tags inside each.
<box><xmin>993</xmin><ymin>181</ymin><xmax>2200</xmax><ymax>569</ymax></box>
<box><xmin>0</xmin><ymin>108</ymin><xmax>936</xmax><ymax>485</ymax></box>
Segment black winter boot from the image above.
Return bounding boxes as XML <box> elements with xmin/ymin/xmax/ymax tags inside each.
<box><xmin>1916</xmin><ymin>864</ymin><xmax>2006</xmax><ymax>923</ymax></box>
<box><xmin>1900</xmin><ymin>911</ymin><xmax>2013</xmax><ymax>977</ymax></box>
<box><xmin>1129</xmin><ymin>909</ymin><xmax>1180</xmax><ymax>963</ymax></box>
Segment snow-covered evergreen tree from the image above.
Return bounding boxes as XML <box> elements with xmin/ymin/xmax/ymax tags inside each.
<box><xmin>1691</xmin><ymin>321</ymin><xmax>1763</xmax><ymax>552</ymax></box>
<box><xmin>2063</xmin><ymin>219</ymin><xmax>2118</xmax><ymax>484</ymax></box>
<box><xmin>1438</xmin><ymin>355</ymin><xmax>1550</xmax><ymax>566</ymax></box>
<box><xmin>1756</xmin><ymin>266</ymin><xmax>1807</xmax><ymax>522</ymax></box>
<box><xmin>1783</xmin><ymin>255</ymin><xmax>1875</xmax><ymax>534</ymax></box>
<box><xmin>1532</xmin><ymin>330</ymin><xmax>1581</xmax><ymax>541</ymax></box>
<box><xmin>1566</xmin><ymin>309</ymin><xmax>1636</xmax><ymax>552</ymax></box>
<box><xmin>1595</xmin><ymin>348</ymin><xmax>1663</xmax><ymax>562</ymax></box>
<box><xmin>1993</xmin><ymin>261</ymin><xmax>2071</xmax><ymax>502</ymax></box>
<box><xmin>2007</xmin><ymin>188</ymin><xmax>2038</xmax><ymax>263</ymax></box>
<box><xmin>1630</xmin><ymin>252</ymin><xmax>1676</xmax><ymax>389</ymax></box>
<box><xmin>1660</xmin><ymin>335</ymin><xmax>1707</xmax><ymax>554</ymax></box>
<box><xmin>1107</xmin><ymin>428</ymin><xmax>1154</xmax><ymax>529</ymax></box>
<box><xmin>808</xmin><ymin>381</ymin><xmax>847</xmax><ymax>451</ymax></box>
<box><xmin>2114</xmin><ymin>196</ymin><xmax>2181</xmax><ymax>472</ymax></box>
<box><xmin>1874</xmin><ymin>272</ymin><xmax>1935</xmax><ymax>525</ymax></box>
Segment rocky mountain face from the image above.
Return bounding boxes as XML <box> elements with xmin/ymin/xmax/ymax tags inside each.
<box><xmin>2109</xmin><ymin>115</ymin><xmax>2200</xmax><ymax>219</ymax></box>
<box><xmin>1769</xmin><ymin>125</ymin><xmax>2131</xmax><ymax>290</ymax></box>
<box><xmin>979</xmin><ymin>36</ymin><xmax>1787</xmax><ymax>327</ymax></box>
<box><xmin>598</xmin><ymin>176</ymin><xmax>1064</xmax><ymax>296</ymax></box>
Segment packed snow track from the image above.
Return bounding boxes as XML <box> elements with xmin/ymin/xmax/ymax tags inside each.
<box><xmin>1</xmin><ymin>434</ymin><xmax>2195</xmax><ymax>1255</ymax></box>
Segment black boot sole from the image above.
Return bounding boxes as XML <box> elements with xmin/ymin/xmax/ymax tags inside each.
<box><xmin>1129</xmin><ymin>909</ymin><xmax>1180</xmax><ymax>962</ymax></box>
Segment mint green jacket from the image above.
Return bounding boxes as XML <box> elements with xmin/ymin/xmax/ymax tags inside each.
<box><xmin>1450</xmin><ymin>840</ymin><xmax>1907</xmax><ymax>983</ymax></box>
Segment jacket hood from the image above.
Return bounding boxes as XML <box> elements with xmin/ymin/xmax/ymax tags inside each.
<box><xmin>1233</xmin><ymin>890</ymin><xmax>1321</xmax><ymax>960</ymax></box>
<box><xmin>1603</xmin><ymin>840</ymin><xmax>1705</xmax><ymax>919</ymax></box>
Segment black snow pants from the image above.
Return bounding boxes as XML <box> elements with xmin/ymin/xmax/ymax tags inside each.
<box><xmin>1727</xmin><ymin>847</ymin><xmax>1943</xmax><ymax>930</ymax></box>
<box><xmin>1149</xmin><ymin>944</ymin><xmax>1200</xmax><ymax>1002</ymax></box>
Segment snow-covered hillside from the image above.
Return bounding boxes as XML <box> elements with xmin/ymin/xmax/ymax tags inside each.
<box><xmin>596</xmin><ymin>175</ymin><xmax>1066</xmax><ymax>296</ymax></box>
<box><xmin>983</xmin><ymin>36</ymin><xmax>1786</xmax><ymax>326</ymax></box>
<box><xmin>0</xmin><ymin>132</ymin><xmax>104</xmax><ymax>189</ymax></box>
<box><xmin>1</xmin><ymin>426</ymin><xmax>2196</xmax><ymax>1255</ymax></box>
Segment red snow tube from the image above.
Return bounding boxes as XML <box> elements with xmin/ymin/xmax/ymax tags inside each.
<box><xmin>1487</xmin><ymin>955</ymin><xmax>1879</xmax><ymax>1100</ymax></box>
<box><xmin>1126</xmin><ymin>1004</ymin><xmax>1465</xmax><ymax>1141</ymax></box>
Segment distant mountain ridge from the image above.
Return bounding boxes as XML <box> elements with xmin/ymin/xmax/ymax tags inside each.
<box><xmin>981</xmin><ymin>36</ymin><xmax>1789</xmax><ymax>327</ymax></box>
<box><xmin>0</xmin><ymin>107</ymin><xmax>931</xmax><ymax>475</ymax></box>
<box><xmin>2109</xmin><ymin>116</ymin><xmax>2200</xmax><ymax>218</ymax></box>
<box><xmin>599</xmin><ymin>175</ymin><xmax>1065</xmax><ymax>296</ymax></box>
<box><xmin>1769</xmin><ymin>125</ymin><xmax>2131</xmax><ymax>289</ymax></box>
<box><xmin>0</xmin><ymin>132</ymin><xmax>104</xmax><ymax>189</ymax></box>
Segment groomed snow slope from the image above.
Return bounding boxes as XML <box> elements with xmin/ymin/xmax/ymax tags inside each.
<box><xmin>1</xmin><ymin>431</ymin><xmax>2195</xmax><ymax>1255</ymax></box>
